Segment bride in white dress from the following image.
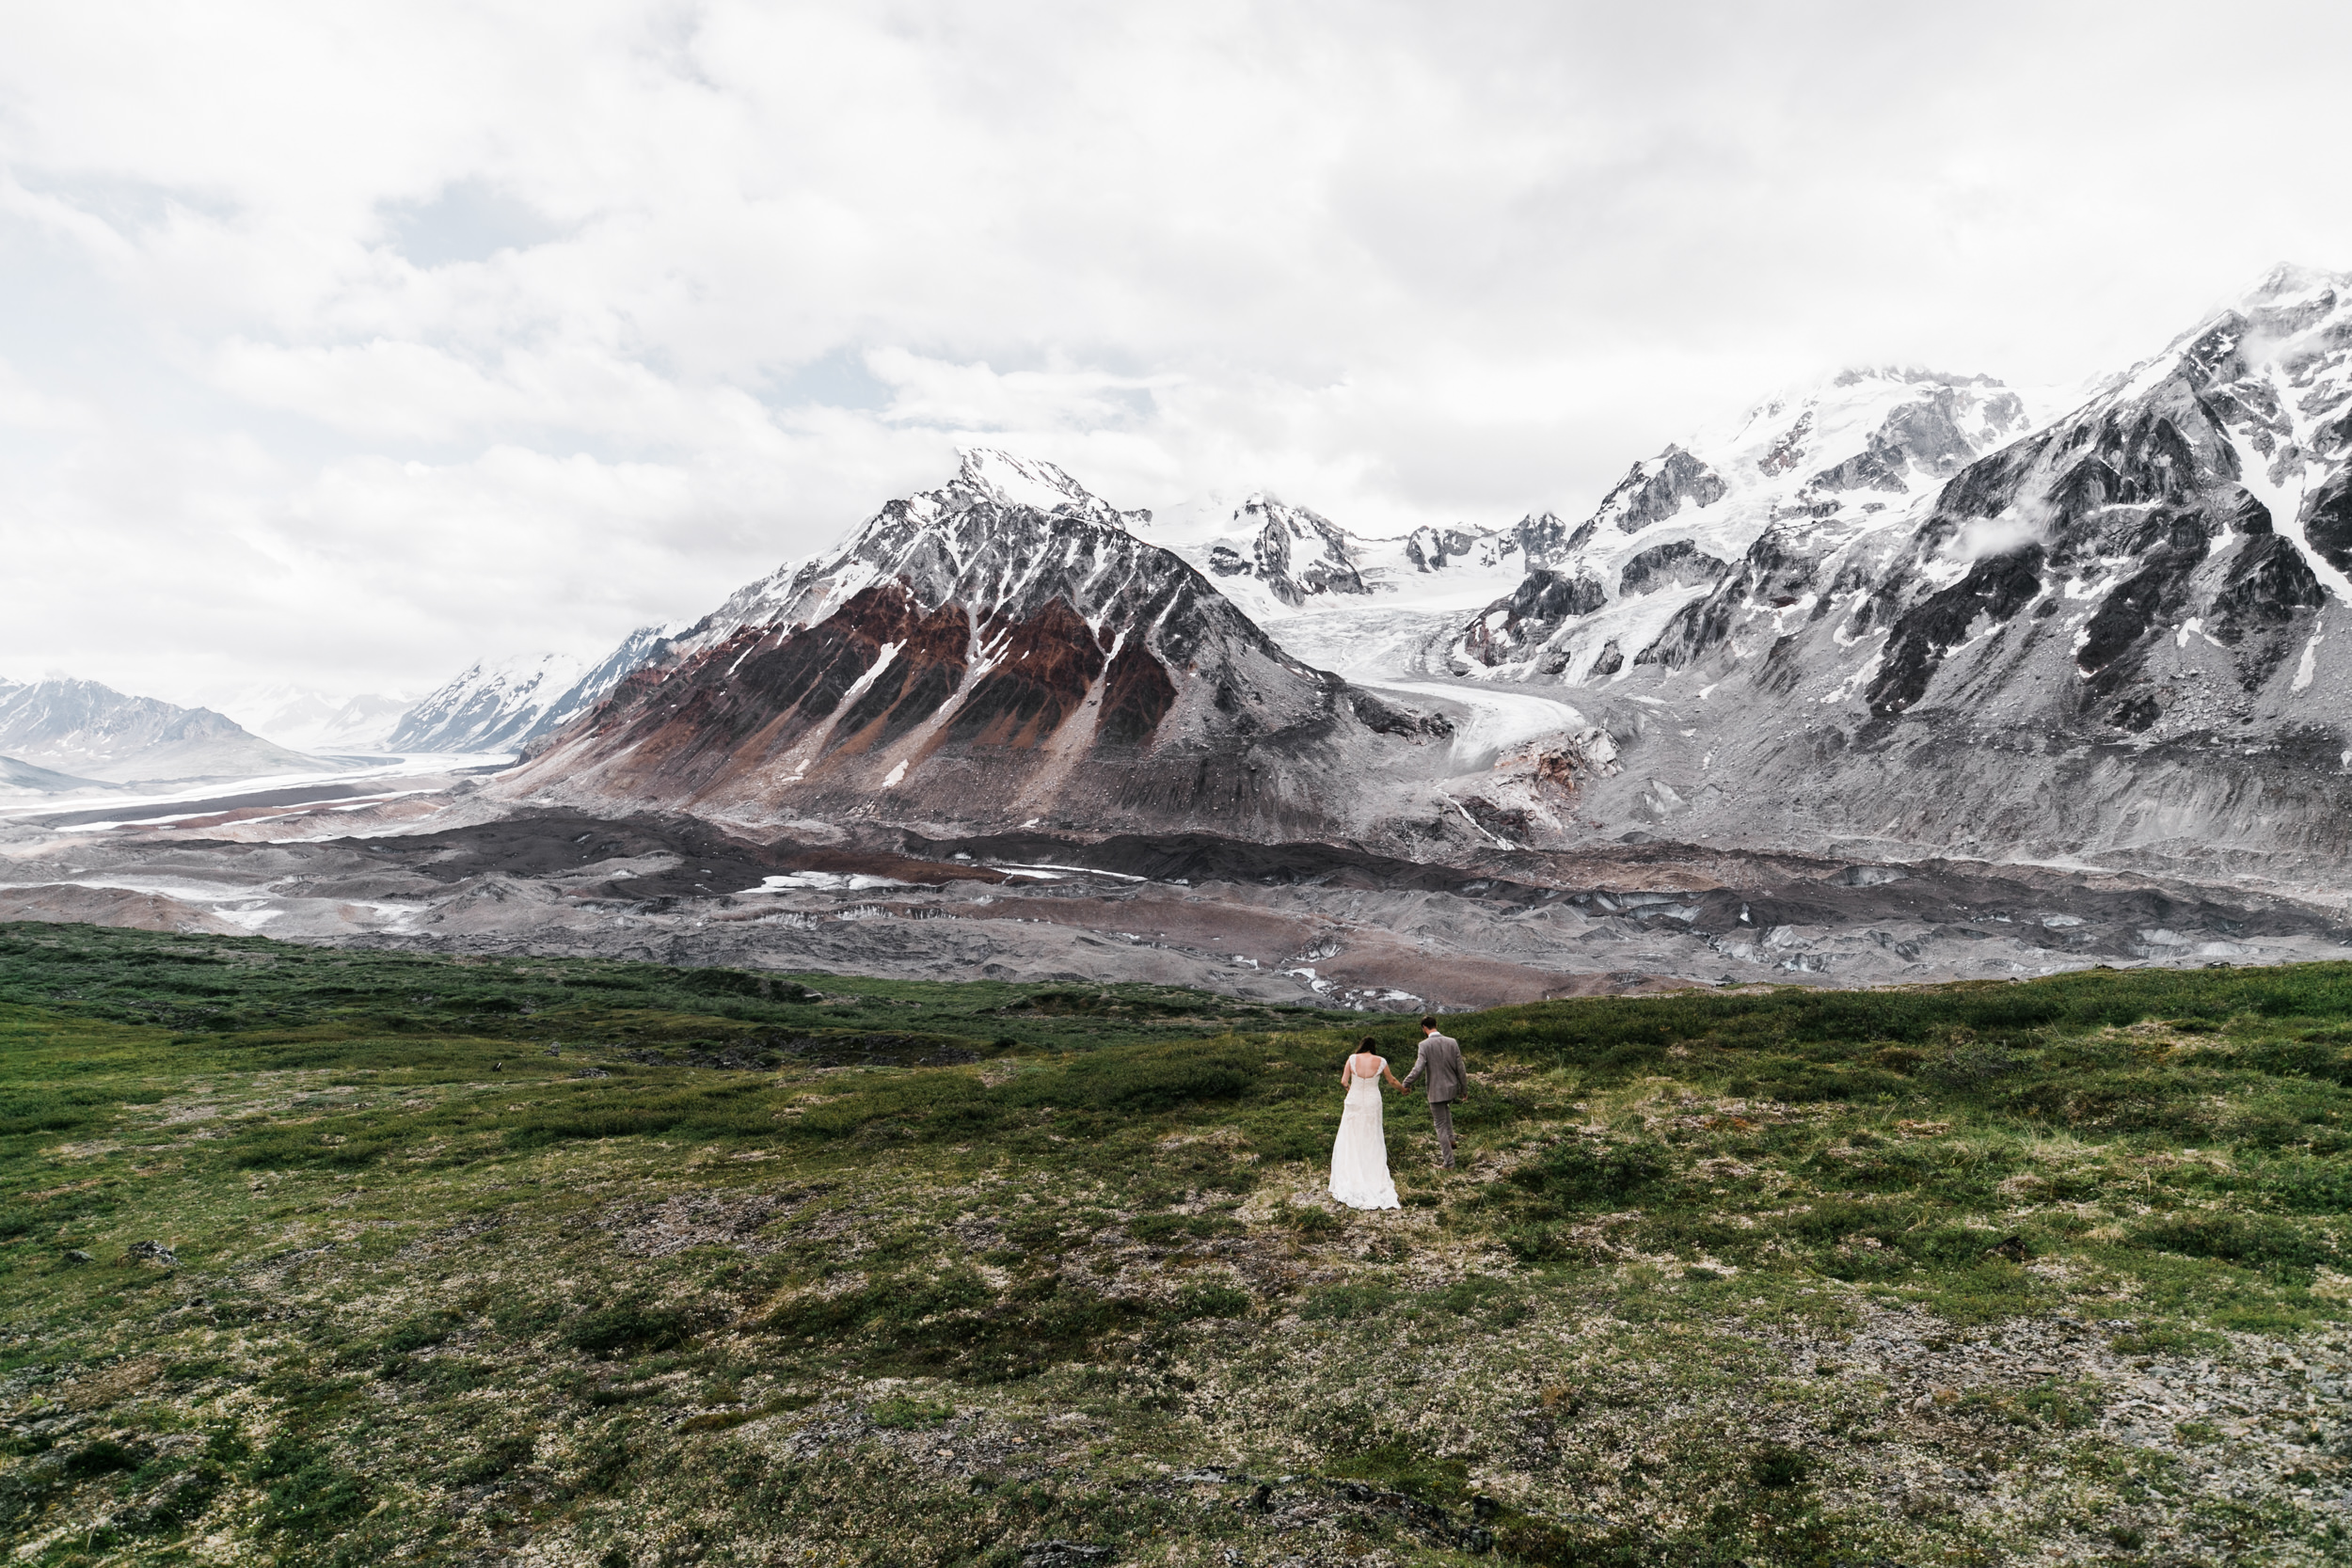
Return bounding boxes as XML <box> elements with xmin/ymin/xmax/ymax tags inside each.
<box><xmin>1329</xmin><ymin>1036</ymin><xmax>1405</xmax><ymax>1211</ymax></box>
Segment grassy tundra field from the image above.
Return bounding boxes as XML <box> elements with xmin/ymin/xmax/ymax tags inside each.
<box><xmin>0</xmin><ymin>923</ymin><xmax>2347</xmax><ymax>1567</ymax></box>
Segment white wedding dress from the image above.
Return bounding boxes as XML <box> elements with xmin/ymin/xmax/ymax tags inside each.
<box><xmin>1329</xmin><ymin>1055</ymin><xmax>1401</xmax><ymax>1210</ymax></box>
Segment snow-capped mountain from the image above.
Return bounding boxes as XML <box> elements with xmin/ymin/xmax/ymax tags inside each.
<box><xmin>387</xmin><ymin>654</ymin><xmax>590</xmax><ymax>753</ymax></box>
<box><xmin>1141</xmin><ymin>493</ymin><xmax>1529</xmax><ymax>680</ymax></box>
<box><xmin>208</xmin><ymin>684</ymin><xmax>415</xmax><ymax>753</ymax></box>
<box><xmin>1489</xmin><ymin>263</ymin><xmax>2352</xmax><ymax>887</ymax></box>
<box><xmin>1445</xmin><ymin>368</ymin><xmax>2036</xmax><ymax>680</ymax></box>
<box><xmin>0</xmin><ymin>678</ymin><xmax>326</xmax><ymax>785</ymax></box>
<box><xmin>670</xmin><ymin>451</ymin><xmax>1156</xmax><ymax>653</ymax></box>
<box><xmin>389</xmin><ymin>623</ymin><xmax>684</xmax><ymax>753</ymax></box>
<box><xmin>501</xmin><ymin>451</ymin><xmax>1451</xmax><ymax>838</ymax></box>
<box><xmin>1151</xmin><ymin>492</ymin><xmax>1523</xmax><ymax>622</ymax></box>
<box><xmin>1201</xmin><ymin>494</ymin><xmax>1373</xmax><ymax>607</ymax></box>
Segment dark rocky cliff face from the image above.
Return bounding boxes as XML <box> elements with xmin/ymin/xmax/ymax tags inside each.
<box><xmin>502</xmin><ymin>452</ymin><xmax>1446</xmax><ymax>838</ymax></box>
<box><xmin>1597</xmin><ymin>446</ymin><xmax>1728</xmax><ymax>533</ymax></box>
<box><xmin>1458</xmin><ymin>570</ymin><xmax>1609</xmax><ymax>672</ymax></box>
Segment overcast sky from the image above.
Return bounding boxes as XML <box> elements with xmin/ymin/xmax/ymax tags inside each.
<box><xmin>4</xmin><ymin>1</ymin><xmax>2350</xmax><ymax>708</ymax></box>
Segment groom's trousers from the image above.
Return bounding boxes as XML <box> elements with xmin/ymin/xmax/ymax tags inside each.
<box><xmin>1430</xmin><ymin>1100</ymin><xmax>1456</xmax><ymax>1167</ymax></box>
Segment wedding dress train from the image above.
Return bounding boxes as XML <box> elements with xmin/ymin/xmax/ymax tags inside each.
<box><xmin>1329</xmin><ymin>1056</ymin><xmax>1401</xmax><ymax>1210</ymax></box>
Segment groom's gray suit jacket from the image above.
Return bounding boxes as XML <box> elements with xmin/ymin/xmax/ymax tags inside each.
<box><xmin>1401</xmin><ymin>1033</ymin><xmax>1466</xmax><ymax>1103</ymax></box>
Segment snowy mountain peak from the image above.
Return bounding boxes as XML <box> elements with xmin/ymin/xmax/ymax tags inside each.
<box><xmin>1509</xmin><ymin>511</ymin><xmax>1573</xmax><ymax>565</ymax></box>
<box><xmin>948</xmin><ymin>448</ymin><xmax>1143</xmax><ymax>530</ymax></box>
<box><xmin>1208</xmin><ymin>494</ymin><xmax>1369</xmax><ymax>606</ymax></box>
<box><xmin>1448</xmin><ymin>364</ymin><xmax>2029</xmax><ymax>683</ymax></box>
<box><xmin>1827</xmin><ymin>364</ymin><xmax>2004</xmax><ymax>391</ymax></box>
<box><xmin>389</xmin><ymin>624</ymin><xmax>693</xmax><ymax>754</ymax></box>
<box><xmin>2106</xmin><ymin>263</ymin><xmax>2352</xmax><ymax>406</ymax></box>
<box><xmin>387</xmin><ymin>652</ymin><xmax>590</xmax><ymax>752</ymax></box>
<box><xmin>1236</xmin><ymin>490</ymin><xmax>1306</xmax><ymax>526</ymax></box>
<box><xmin>2240</xmin><ymin>261</ymin><xmax>2350</xmax><ymax>308</ymax></box>
<box><xmin>683</xmin><ymin>452</ymin><xmax>1156</xmax><ymax>653</ymax></box>
<box><xmin>501</xmin><ymin>453</ymin><xmax>1446</xmax><ymax>840</ymax></box>
<box><xmin>1588</xmin><ymin>445</ymin><xmax>1728</xmax><ymax>537</ymax></box>
<box><xmin>463</xmin><ymin>651</ymin><xmax>587</xmax><ymax>700</ymax></box>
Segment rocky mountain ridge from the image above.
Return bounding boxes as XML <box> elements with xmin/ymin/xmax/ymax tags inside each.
<box><xmin>1484</xmin><ymin>264</ymin><xmax>2352</xmax><ymax>893</ymax></box>
<box><xmin>388</xmin><ymin>624</ymin><xmax>686</xmax><ymax>754</ymax></box>
<box><xmin>497</xmin><ymin>451</ymin><xmax>1454</xmax><ymax>841</ymax></box>
<box><xmin>1154</xmin><ymin>493</ymin><xmax>1525</xmax><ymax>627</ymax></box>
<box><xmin>1443</xmin><ymin>366</ymin><xmax>2037</xmax><ymax>681</ymax></box>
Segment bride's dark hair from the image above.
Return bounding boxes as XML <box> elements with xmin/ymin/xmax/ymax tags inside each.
<box><xmin>1359</xmin><ymin>1036</ymin><xmax>1377</xmax><ymax>1050</ymax></box>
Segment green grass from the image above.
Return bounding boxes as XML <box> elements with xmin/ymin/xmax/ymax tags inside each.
<box><xmin>1</xmin><ymin>924</ymin><xmax>2348</xmax><ymax>1564</ymax></box>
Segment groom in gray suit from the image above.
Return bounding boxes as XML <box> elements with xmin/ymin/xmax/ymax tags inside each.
<box><xmin>1399</xmin><ymin>1015</ymin><xmax>1467</xmax><ymax>1169</ymax></box>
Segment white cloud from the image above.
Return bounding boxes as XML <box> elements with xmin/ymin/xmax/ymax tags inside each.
<box><xmin>866</xmin><ymin>349</ymin><xmax>1173</xmax><ymax>433</ymax></box>
<box><xmin>1</xmin><ymin>0</ymin><xmax>2349</xmax><ymax>700</ymax></box>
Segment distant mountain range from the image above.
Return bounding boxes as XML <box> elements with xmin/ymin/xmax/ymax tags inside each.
<box><xmin>464</xmin><ymin>265</ymin><xmax>2352</xmax><ymax>893</ymax></box>
<box><xmin>0</xmin><ymin>677</ymin><xmax>327</xmax><ymax>790</ymax></box>
<box><xmin>44</xmin><ymin>263</ymin><xmax>2344</xmax><ymax>895</ymax></box>
<box><xmin>213</xmin><ymin>686</ymin><xmax>417</xmax><ymax>754</ymax></box>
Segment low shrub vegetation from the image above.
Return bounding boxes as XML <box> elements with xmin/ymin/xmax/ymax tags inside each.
<box><xmin>0</xmin><ymin>924</ymin><xmax>2346</xmax><ymax>1564</ymax></box>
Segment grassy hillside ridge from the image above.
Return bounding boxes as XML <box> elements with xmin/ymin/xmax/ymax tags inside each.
<box><xmin>1</xmin><ymin>924</ymin><xmax>2347</xmax><ymax>1565</ymax></box>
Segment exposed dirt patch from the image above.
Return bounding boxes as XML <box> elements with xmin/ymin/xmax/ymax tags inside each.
<box><xmin>596</xmin><ymin>1189</ymin><xmax>822</xmax><ymax>1258</ymax></box>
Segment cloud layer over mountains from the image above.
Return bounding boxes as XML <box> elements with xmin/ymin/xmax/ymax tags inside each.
<box><xmin>5</xmin><ymin>1</ymin><xmax>2351</xmax><ymax>705</ymax></box>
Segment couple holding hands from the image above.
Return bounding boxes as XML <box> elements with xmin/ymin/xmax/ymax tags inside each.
<box><xmin>1328</xmin><ymin>1016</ymin><xmax>1465</xmax><ymax>1211</ymax></box>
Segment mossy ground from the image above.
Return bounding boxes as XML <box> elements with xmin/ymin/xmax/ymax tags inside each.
<box><xmin>2</xmin><ymin>924</ymin><xmax>2347</xmax><ymax>1565</ymax></box>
